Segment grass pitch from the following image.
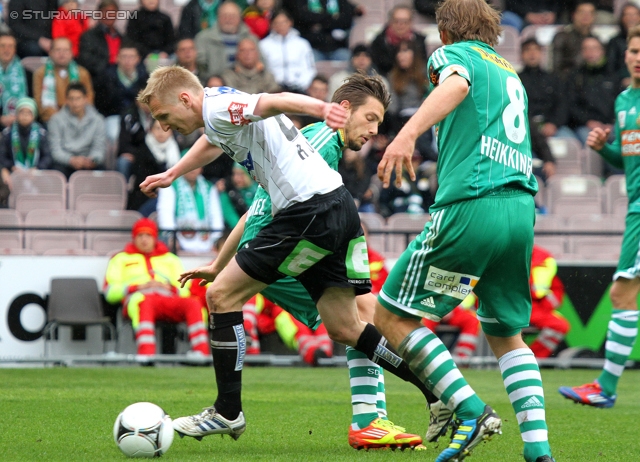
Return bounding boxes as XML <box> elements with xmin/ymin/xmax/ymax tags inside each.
<box><xmin>1</xmin><ymin>366</ymin><xmax>639</xmax><ymax>461</ymax></box>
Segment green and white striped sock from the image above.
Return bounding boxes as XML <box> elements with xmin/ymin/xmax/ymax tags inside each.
<box><xmin>499</xmin><ymin>348</ymin><xmax>550</xmax><ymax>462</ymax></box>
<box><xmin>397</xmin><ymin>327</ymin><xmax>485</xmax><ymax>420</ymax></box>
<box><xmin>346</xmin><ymin>346</ymin><xmax>380</xmax><ymax>429</ymax></box>
<box><xmin>377</xmin><ymin>369</ymin><xmax>388</xmax><ymax>419</ymax></box>
<box><xmin>597</xmin><ymin>309</ymin><xmax>639</xmax><ymax>397</ymax></box>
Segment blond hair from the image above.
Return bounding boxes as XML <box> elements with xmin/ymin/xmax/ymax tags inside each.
<box><xmin>137</xmin><ymin>66</ymin><xmax>204</xmax><ymax>105</ymax></box>
<box><xmin>436</xmin><ymin>0</ymin><xmax>502</xmax><ymax>47</ymax></box>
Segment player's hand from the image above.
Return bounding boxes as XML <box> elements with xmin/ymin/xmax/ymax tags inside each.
<box><xmin>377</xmin><ymin>134</ymin><xmax>416</xmax><ymax>188</ymax></box>
<box><xmin>178</xmin><ymin>264</ymin><xmax>220</xmax><ymax>288</ymax></box>
<box><xmin>322</xmin><ymin>102</ymin><xmax>348</xmax><ymax>130</ymax></box>
<box><xmin>586</xmin><ymin>127</ymin><xmax>610</xmax><ymax>151</ymax></box>
<box><xmin>140</xmin><ymin>172</ymin><xmax>173</xmax><ymax>198</ymax></box>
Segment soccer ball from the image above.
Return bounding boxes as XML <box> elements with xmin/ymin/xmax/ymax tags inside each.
<box><xmin>113</xmin><ymin>402</ymin><xmax>174</xmax><ymax>458</ymax></box>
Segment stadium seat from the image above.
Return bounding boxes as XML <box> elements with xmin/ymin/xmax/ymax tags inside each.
<box><xmin>534</xmin><ymin>213</ymin><xmax>566</xmax><ymax>232</ymax></box>
<box><xmin>349</xmin><ymin>0</ymin><xmax>385</xmax><ymax>48</ymax></box>
<box><xmin>43</xmin><ymin>277</ymin><xmax>116</xmax><ymax>357</ymax></box>
<box><xmin>546</xmin><ymin>174</ymin><xmax>603</xmax><ymax>216</ymax></box>
<box><xmin>495</xmin><ymin>25</ymin><xmax>521</xmax><ymax>70</ymax></box>
<box><xmin>547</xmin><ymin>137</ymin><xmax>584</xmax><ymax>175</ymax></box>
<box><xmin>385</xmin><ymin>212</ymin><xmax>430</xmax><ymax>257</ymax></box>
<box><xmin>359</xmin><ymin>212</ymin><xmax>387</xmax><ymax>254</ymax></box>
<box><xmin>0</xmin><ymin>209</ymin><xmax>23</xmax><ymax>250</ymax></box>
<box><xmin>534</xmin><ymin>175</ymin><xmax>547</xmax><ymax>209</ymax></box>
<box><xmin>569</xmin><ymin>235</ymin><xmax>623</xmax><ymax>262</ymax></box>
<box><xmin>604</xmin><ymin>174</ymin><xmax>628</xmax><ymax>217</ymax></box>
<box><xmin>20</xmin><ymin>56</ymin><xmax>47</xmax><ymax>73</ymax></box>
<box><xmin>566</xmin><ymin>213</ymin><xmax>625</xmax><ymax>233</ymax></box>
<box><xmin>8</xmin><ymin>169</ymin><xmax>67</xmax><ymax>215</ymax></box>
<box><xmin>533</xmin><ymin>235</ymin><xmax>570</xmax><ymax>259</ymax></box>
<box><xmin>68</xmin><ymin>170</ymin><xmax>127</xmax><ymax>216</ymax></box>
<box><xmin>85</xmin><ymin>210</ymin><xmax>143</xmax><ymax>255</ymax></box>
<box><xmin>315</xmin><ymin>60</ymin><xmax>349</xmax><ymax>78</ymax></box>
<box><xmin>24</xmin><ymin>209</ymin><xmax>84</xmax><ymax>254</ymax></box>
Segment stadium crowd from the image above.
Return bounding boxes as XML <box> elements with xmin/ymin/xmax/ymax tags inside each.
<box><xmin>0</xmin><ymin>0</ymin><xmax>634</xmax><ymax>220</ymax></box>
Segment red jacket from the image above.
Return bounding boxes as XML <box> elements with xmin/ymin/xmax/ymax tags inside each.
<box><xmin>52</xmin><ymin>8</ymin><xmax>90</xmax><ymax>56</ymax></box>
<box><xmin>368</xmin><ymin>248</ymin><xmax>388</xmax><ymax>295</ymax></box>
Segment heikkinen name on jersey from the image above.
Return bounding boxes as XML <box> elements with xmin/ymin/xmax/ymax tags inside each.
<box><xmin>480</xmin><ymin>135</ymin><xmax>532</xmax><ymax>178</ymax></box>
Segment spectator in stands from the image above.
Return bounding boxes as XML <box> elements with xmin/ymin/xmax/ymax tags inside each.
<box><xmin>128</xmin><ymin>119</ymin><xmax>181</xmax><ymax>215</ymax></box>
<box><xmin>48</xmin><ymin>82</ymin><xmax>105</xmax><ymax>178</ymax></box>
<box><xmin>607</xmin><ymin>2</ymin><xmax>640</xmax><ymax>88</ymax></box>
<box><xmin>6</xmin><ymin>0</ymin><xmax>55</xmax><ymax>58</ymax></box>
<box><xmin>293</xmin><ymin>0</ymin><xmax>356</xmax><ymax>62</ymax></box>
<box><xmin>0</xmin><ymin>97</ymin><xmax>52</xmax><ymax>192</ymax></box>
<box><xmin>241</xmin><ymin>294</ymin><xmax>333</xmax><ymax>365</ymax></box>
<box><xmin>518</xmin><ymin>37</ymin><xmax>571</xmax><ymax>139</ymax></box>
<box><xmin>104</xmin><ymin>217</ymin><xmax>210</xmax><ymax>360</ymax></box>
<box><xmin>378</xmin><ymin>149</ymin><xmax>436</xmax><ymax>217</ymax></box>
<box><xmin>117</xmin><ymin>99</ymin><xmax>152</xmax><ymax>182</ymax></box>
<box><xmin>370</xmin><ymin>5</ymin><xmax>428</xmax><ymax>77</ymax></box>
<box><xmin>0</xmin><ymin>32</ymin><xmax>28</xmax><ymax>130</ymax></box>
<box><xmin>242</xmin><ymin>0</ymin><xmax>276</xmax><ymax>39</ymax></box>
<box><xmin>33</xmin><ymin>37</ymin><xmax>94</xmax><ymax>123</ymax></box>
<box><xmin>387</xmin><ymin>41</ymin><xmax>436</xmax><ymax>162</ymax></box>
<box><xmin>568</xmin><ymin>35</ymin><xmax>619</xmax><ymax>145</ymax></box>
<box><xmin>552</xmin><ymin>1</ymin><xmax>597</xmax><ymax>80</ymax></box>
<box><xmin>216</xmin><ymin>162</ymin><xmax>257</xmax><ymax>228</ymax></box>
<box><xmin>259</xmin><ymin>9</ymin><xmax>316</xmax><ymax>93</ymax></box>
<box><xmin>175</xmin><ymin>38</ymin><xmax>201</xmax><ymax>81</ymax></box>
<box><xmin>126</xmin><ymin>0</ymin><xmax>176</xmax><ymax>60</ymax></box>
<box><xmin>338</xmin><ymin>147</ymin><xmax>375</xmax><ymax>213</ymax></box>
<box><xmin>52</xmin><ymin>0</ymin><xmax>90</xmax><ymax>57</ymax></box>
<box><xmin>179</xmin><ymin>0</ymin><xmax>247</xmax><ymax>39</ymax></box>
<box><xmin>206</xmin><ymin>74</ymin><xmax>225</xmax><ymax>87</ymax></box>
<box><xmin>413</xmin><ymin>0</ymin><xmax>440</xmax><ymax>21</ymax></box>
<box><xmin>221</xmin><ymin>37</ymin><xmax>280</xmax><ymax>94</ymax></box>
<box><xmin>528</xmin><ymin>245</ymin><xmax>570</xmax><ymax>358</ymax></box>
<box><xmin>78</xmin><ymin>0</ymin><xmax>122</xmax><ymax>115</ymax></box>
<box><xmin>157</xmin><ymin>165</ymin><xmax>225</xmax><ymax>254</ymax></box>
<box><xmin>529</xmin><ymin>115</ymin><xmax>557</xmax><ymax>182</ymax></box>
<box><xmin>101</xmin><ymin>43</ymin><xmax>149</xmax><ymax>147</ymax></box>
<box><xmin>195</xmin><ymin>1</ymin><xmax>255</xmax><ymax>80</ymax></box>
<box><xmin>500</xmin><ymin>0</ymin><xmax>558</xmax><ymax>33</ymax></box>
<box><xmin>328</xmin><ymin>44</ymin><xmax>390</xmax><ymax>101</ymax></box>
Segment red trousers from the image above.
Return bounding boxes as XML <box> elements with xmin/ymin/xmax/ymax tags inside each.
<box><xmin>124</xmin><ymin>292</ymin><xmax>209</xmax><ymax>356</ymax></box>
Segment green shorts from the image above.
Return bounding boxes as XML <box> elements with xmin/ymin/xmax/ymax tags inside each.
<box><xmin>378</xmin><ymin>188</ymin><xmax>535</xmax><ymax>337</ymax></box>
<box><xmin>614</xmin><ymin>212</ymin><xmax>640</xmax><ymax>280</ymax></box>
<box><xmin>261</xmin><ymin>277</ymin><xmax>322</xmax><ymax>330</ymax></box>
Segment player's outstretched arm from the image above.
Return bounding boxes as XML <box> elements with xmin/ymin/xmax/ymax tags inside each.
<box><xmin>140</xmin><ymin>134</ymin><xmax>223</xmax><ymax>198</ymax></box>
<box><xmin>253</xmin><ymin>92</ymin><xmax>348</xmax><ymax>130</ymax></box>
<box><xmin>378</xmin><ymin>74</ymin><xmax>469</xmax><ymax>188</ymax></box>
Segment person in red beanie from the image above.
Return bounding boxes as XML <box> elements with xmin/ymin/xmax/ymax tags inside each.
<box><xmin>103</xmin><ymin>217</ymin><xmax>210</xmax><ymax>360</ymax></box>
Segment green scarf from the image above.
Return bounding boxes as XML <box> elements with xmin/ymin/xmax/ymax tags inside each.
<box><xmin>11</xmin><ymin>122</ymin><xmax>41</xmax><ymax>169</ymax></box>
<box><xmin>308</xmin><ymin>0</ymin><xmax>339</xmax><ymax>15</ymax></box>
<box><xmin>0</xmin><ymin>57</ymin><xmax>27</xmax><ymax>115</ymax></box>
<box><xmin>42</xmin><ymin>58</ymin><xmax>80</xmax><ymax>108</ymax></box>
<box><xmin>173</xmin><ymin>176</ymin><xmax>212</xmax><ymax>235</ymax></box>
<box><xmin>199</xmin><ymin>0</ymin><xmax>220</xmax><ymax>31</ymax></box>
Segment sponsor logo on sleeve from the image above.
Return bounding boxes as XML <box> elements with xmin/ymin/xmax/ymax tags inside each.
<box><xmin>228</xmin><ymin>102</ymin><xmax>250</xmax><ymax>126</ymax></box>
<box><xmin>424</xmin><ymin>266</ymin><xmax>479</xmax><ymax>300</ymax></box>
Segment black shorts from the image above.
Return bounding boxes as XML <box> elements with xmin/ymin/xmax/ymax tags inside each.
<box><xmin>235</xmin><ymin>185</ymin><xmax>372</xmax><ymax>302</ymax></box>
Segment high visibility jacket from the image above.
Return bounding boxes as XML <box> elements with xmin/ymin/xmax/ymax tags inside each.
<box><xmin>103</xmin><ymin>241</ymin><xmax>190</xmax><ymax>305</ymax></box>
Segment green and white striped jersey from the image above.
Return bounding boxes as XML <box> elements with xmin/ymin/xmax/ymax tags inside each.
<box><xmin>428</xmin><ymin>40</ymin><xmax>537</xmax><ymax>211</ymax></box>
<box><xmin>239</xmin><ymin>122</ymin><xmax>345</xmax><ymax>249</ymax></box>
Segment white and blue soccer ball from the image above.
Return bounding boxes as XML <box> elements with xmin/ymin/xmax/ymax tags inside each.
<box><xmin>113</xmin><ymin>402</ymin><xmax>174</xmax><ymax>458</ymax></box>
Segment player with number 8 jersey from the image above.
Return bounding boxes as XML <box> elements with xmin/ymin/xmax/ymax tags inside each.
<box><xmin>373</xmin><ymin>1</ymin><xmax>553</xmax><ymax>462</ymax></box>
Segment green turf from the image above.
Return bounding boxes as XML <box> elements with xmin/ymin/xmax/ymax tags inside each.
<box><xmin>1</xmin><ymin>366</ymin><xmax>639</xmax><ymax>461</ymax></box>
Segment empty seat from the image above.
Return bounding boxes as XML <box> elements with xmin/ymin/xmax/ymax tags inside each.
<box><xmin>315</xmin><ymin>60</ymin><xmax>349</xmax><ymax>78</ymax></box>
<box><xmin>359</xmin><ymin>212</ymin><xmax>386</xmax><ymax>254</ymax></box>
<box><xmin>570</xmin><ymin>235</ymin><xmax>623</xmax><ymax>262</ymax></box>
<box><xmin>604</xmin><ymin>174</ymin><xmax>627</xmax><ymax>217</ymax></box>
<box><xmin>546</xmin><ymin>174</ymin><xmax>603</xmax><ymax>216</ymax></box>
<box><xmin>85</xmin><ymin>210</ymin><xmax>142</xmax><ymax>255</ymax></box>
<box><xmin>24</xmin><ymin>209</ymin><xmax>83</xmax><ymax>254</ymax></box>
<box><xmin>566</xmin><ymin>213</ymin><xmax>625</xmax><ymax>233</ymax></box>
<box><xmin>495</xmin><ymin>26</ymin><xmax>521</xmax><ymax>70</ymax></box>
<box><xmin>68</xmin><ymin>170</ymin><xmax>127</xmax><ymax>215</ymax></box>
<box><xmin>534</xmin><ymin>214</ymin><xmax>566</xmax><ymax>232</ymax></box>
<box><xmin>9</xmin><ymin>169</ymin><xmax>67</xmax><ymax>216</ymax></box>
<box><xmin>533</xmin><ymin>235</ymin><xmax>569</xmax><ymax>258</ymax></box>
<box><xmin>385</xmin><ymin>213</ymin><xmax>430</xmax><ymax>256</ymax></box>
<box><xmin>546</xmin><ymin>137</ymin><xmax>584</xmax><ymax>175</ymax></box>
<box><xmin>0</xmin><ymin>209</ymin><xmax>23</xmax><ymax>250</ymax></box>
<box><xmin>20</xmin><ymin>56</ymin><xmax>47</xmax><ymax>73</ymax></box>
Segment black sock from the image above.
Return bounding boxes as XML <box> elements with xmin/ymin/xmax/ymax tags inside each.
<box><xmin>355</xmin><ymin>323</ymin><xmax>438</xmax><ymax>405</ymax></box>
<box><xmin>209</xmin><ymin>311</ymin><xmax>245</xmax><ymax>420</ymax></box>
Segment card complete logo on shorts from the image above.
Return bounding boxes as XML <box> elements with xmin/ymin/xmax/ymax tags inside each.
<box><xmin>228</xmin><ymin>101</ymin><xmax>250</xmax><ymax>126</ymax></box>
<box><xmin>424</xmin><ymin>266</ymin><xmax>479</xmax><ymax>300</ymax></box>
